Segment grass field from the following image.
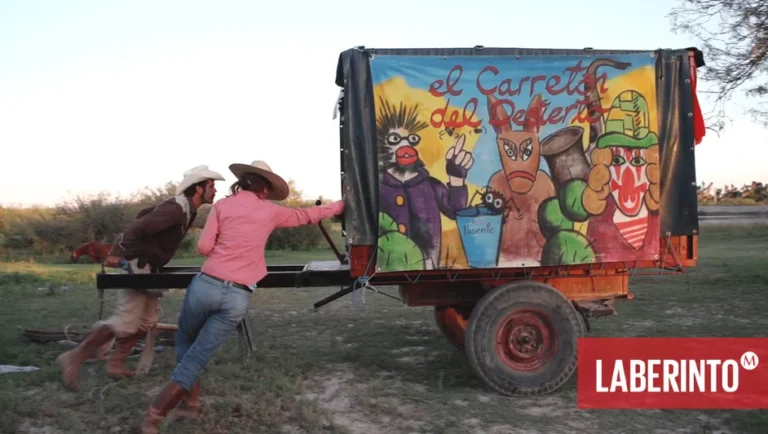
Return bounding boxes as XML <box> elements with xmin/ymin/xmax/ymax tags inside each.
<box><xmin>1</xmin><ymin>224</ymin><xmax>768</xmax><ymax>434</ymax></box>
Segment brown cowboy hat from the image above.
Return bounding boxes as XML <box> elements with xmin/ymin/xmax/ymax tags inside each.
<box><xmin>228</xmin><ymin>160</ymin><xmax>290</xmax><ymax>201</ymax></box>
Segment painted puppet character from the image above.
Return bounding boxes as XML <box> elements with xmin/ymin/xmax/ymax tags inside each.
<box><xmin>486</xmin><ymin>94</ymin><xmax>555</xmax><ymax>266</ymax></box>
<box><xmin>538</xmin><ymin>90</ymin><xmax>660</xmax><ymax>264</ymax></box>
<box><xmin>377</xmin><ymin>97</ymin><xmax>473</xmax><ymax>269</ymax></box>
<box><xmin>582</xmin><ymin>90</ymin><xmax>660</xmax><ymax>260</ymax></box>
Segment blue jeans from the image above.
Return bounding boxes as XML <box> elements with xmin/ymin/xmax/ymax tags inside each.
<box><xmin>171</xmin><ymin>272</ymin><xmax>252</xmax><ymax>391</ymax></box>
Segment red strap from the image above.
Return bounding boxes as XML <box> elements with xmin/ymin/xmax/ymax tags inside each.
<box><xmin>689</xmin><ymin>52</ymin><xmax>706</xmax><ymax>145</ymax></box>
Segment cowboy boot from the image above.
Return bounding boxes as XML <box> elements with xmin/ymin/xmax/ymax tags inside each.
<box><xmin>141</xmin><ymin>381</ymin><xmax>188</xmax><ymax>434</ymax></box>
<box><xmin>170</xmin><ymin>379</ymin><xmax>201</xmax><ymax>421</ymax></box>
<box><xmin>56</xmin><ymin>324</ymin><xmax>114</xmax><ymax>391</ymax></box>
<box><xmin>106</xmin><ymin>333</ymin><xmax>140</xmax><ymax>378</ymax></box>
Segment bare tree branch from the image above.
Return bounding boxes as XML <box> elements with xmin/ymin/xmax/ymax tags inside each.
<box><xmin>669</xmin><ymin>0</ymin><xmax>768</xmax><ymax>129</ymax></box>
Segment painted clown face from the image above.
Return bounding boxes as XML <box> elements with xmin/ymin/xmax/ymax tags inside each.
<box><xmin>596</xmin><ymin>89</ymin><xmax>659</xmax><ymax>217</ymax></box>
<box><xmin>608</xmin><ymin>146</ymin><xmax>649</xmax><ymax>216</ymax></box>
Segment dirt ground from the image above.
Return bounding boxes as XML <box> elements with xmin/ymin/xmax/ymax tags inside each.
<box><xmin>1</xmin><ymin>223</ymin><xmax>767</xmax><ymax>434</ymax></box>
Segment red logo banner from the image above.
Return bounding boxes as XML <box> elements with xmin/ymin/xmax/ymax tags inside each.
<box><xmin>577</xmin><ymin>337</ymin><xmax>768</xmax><ymax>409</ymax></box>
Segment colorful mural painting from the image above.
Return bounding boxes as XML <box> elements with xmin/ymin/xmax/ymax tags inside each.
<box><xmin>370</xmin><ymin>53</ymin><xmax>661</xmax><ymax>272</ymax></box>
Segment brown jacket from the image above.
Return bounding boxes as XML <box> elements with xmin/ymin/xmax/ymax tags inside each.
<box><xmin>109</xmin><ymin>196</ymin><xmax>197</xmax><ymax>269</ymax></box>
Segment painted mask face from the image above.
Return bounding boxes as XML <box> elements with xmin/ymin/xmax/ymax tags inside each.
<box><xmin>375</xmin><ymin>97</ymin><xmax>429</xmax><ymax>174</ymax></box>
<box><xmin>496</xmin><ymin>134</ymin><xmax>539</xmax><ymax>194</ymax></box>
<box><xmin>609</xmin><ymin>147</ymin><xmax>649</xmax><ymax>216</ymax></box>
<box><xmin>487</xmin><ymin>94</ymin><xmax>543</xmax><ymax>194</ymax></box>
<box><xmin>385</xmin><ymin>128</ymin><xmax>422</xmax><ymax>168</ymax></box>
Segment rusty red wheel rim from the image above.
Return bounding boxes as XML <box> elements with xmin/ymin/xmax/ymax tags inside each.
<box><xmin>495</xmin><ymin>309</ymin><xmax>557</xmax><ymax>372</ymax></box>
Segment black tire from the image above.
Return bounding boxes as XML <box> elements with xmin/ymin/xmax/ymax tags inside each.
<box><xmin>464</xmin><ymin>281</ymin><xmax>584</xmax><ymax>396</ymax></box>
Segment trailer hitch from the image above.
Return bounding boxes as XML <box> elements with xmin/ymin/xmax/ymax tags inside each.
<box><xmin>315</xmin><ymin>199</ymin><xmax>348</xmax><ymax>265</ymax></box>
<box><xmin>312</xmin><ymin>276</ymin><xmax>403</xmax><ymax>312</ymax></box>
<box><xmin>313</xmin><ymin>284</ymin><xmax>356</xmax><ymax>312</ymax></box>
<box><xmin>313</xmin><ymin>276</ymin><xmax>369</xmax><ymax>312</ymax></box>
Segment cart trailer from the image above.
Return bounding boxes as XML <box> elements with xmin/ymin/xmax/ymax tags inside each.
<box><xmin>97</xmin><ymin>45</ymin><xmax>705</xmax><ymax>397</ymax></box>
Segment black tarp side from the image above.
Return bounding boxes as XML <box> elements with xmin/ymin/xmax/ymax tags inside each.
<box><xmin>336</xmin><ymin>49</ymin><xmax>379</xmax><ymax>246</ymax></box>
<box><xmin>656</xmin><ymin>50</ymin><xmax>700</xmax><ymax>236</ymax></box>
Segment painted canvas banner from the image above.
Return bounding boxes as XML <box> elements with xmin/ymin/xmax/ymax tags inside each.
<box><xmin>370</xmin><ymin>53</ymin><xmax>661</xmax><ymax>272</ymax></box>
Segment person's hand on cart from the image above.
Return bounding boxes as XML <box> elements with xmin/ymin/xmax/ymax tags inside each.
<box><xmin>104</xmin><ymin>255</ymin><xmax>124</xmax><ymax>269</ymax></box>
<box><xmin>104</xmin><ymin>256</ymin><xmax>137</xmax><ymax>274</ymax></box>
<box><xmin>334</xmin><ymin>177</ymin><xmax>348</xmax><ymax>222</ymax></box>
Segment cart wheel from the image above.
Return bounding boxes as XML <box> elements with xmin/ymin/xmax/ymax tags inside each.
<box><xmin>465</xmin><ymin>281</ymin><xmax>584</xmax><ymax>396</ymax></box>
<box><xmin>434</xmin><ymin>305</ymin><xmax>473</xmax><ymax>351</ymax></box>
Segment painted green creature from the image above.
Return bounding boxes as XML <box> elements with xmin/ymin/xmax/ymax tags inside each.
<box><xmin>376</xmin><ymin>212</ymin><xmax>426</xmax><ymax>272</ymax></box>
<box><xmin>537</xmin><ymin>180</ymin><xmax>596</xmax><ymax>266</ymax></box>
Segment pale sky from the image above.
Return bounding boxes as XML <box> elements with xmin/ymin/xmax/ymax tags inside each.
<box><xmin>1</xmin><ymin>0</ymin><xmax>766</xmax><ymax>208</ymax></box>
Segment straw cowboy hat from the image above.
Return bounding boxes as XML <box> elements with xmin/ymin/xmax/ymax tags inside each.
<box><xmin>175</xmin><ymin>165</ymin><xmax>225</xmax><ymax>195</ymax></box>
<box><xmin>229</xmin><ymin>160</ymin><xmax>290</xmax><ymax>201</ymax></box>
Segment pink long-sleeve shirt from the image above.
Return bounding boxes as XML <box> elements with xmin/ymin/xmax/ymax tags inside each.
<box><xmin>197</xmin><ymin>191</ymin><xmax>344</xmax><ymax>288</ymax></box>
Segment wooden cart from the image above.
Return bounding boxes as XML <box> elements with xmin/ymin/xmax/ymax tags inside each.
<box><xmin>98</xmin><ymin>45</ymin><xmax>705</xmax><ymax>396</ymax></box>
